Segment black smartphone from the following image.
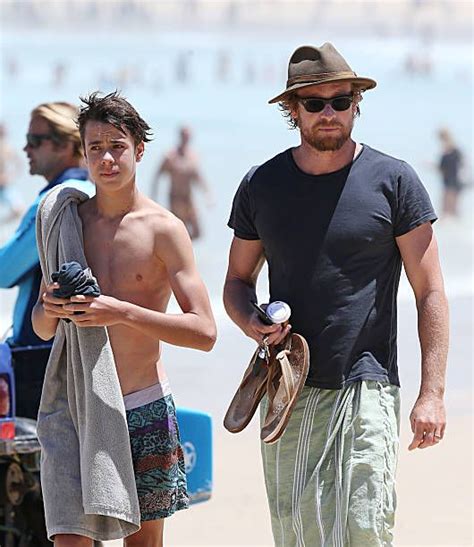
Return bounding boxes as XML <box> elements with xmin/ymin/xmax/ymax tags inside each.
<box><xmin>251</xmin><ymin>301</ymin><xmax>273</xmax><ymax>325</ymax></box>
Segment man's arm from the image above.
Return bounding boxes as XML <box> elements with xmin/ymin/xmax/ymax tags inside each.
<box><xmin>64</xmin><ymin>217</ymin><xmax>217</xmax><ymax>351</ymax></box>
<box><xmin>223</xmin><ymin>236</ymin><xmax>290</xmax><ymax>345</ymax></box>
<box><xmin>396</xmin><ymin>222</ymin><xmax>449</xmax><ymax>450</ymax></box>
<box><xmin>0</xmin><ymin>205</ymin><xmax>39</xmax><ymax>288</ymax></box>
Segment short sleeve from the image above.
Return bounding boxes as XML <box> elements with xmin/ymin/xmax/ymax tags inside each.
<box><xmin>227</xmin><ymin>168</ymin><xmax>260</xmax><ymax>240</ymax></box>
<box><xmin>393</xmin><ymin>161</ymin><xmax>438</xmax><ymax>237</ymax></box>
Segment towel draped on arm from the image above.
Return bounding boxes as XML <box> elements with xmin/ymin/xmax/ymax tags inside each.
<box><xmin>35</xmin><ymin>185</ymin><xmax>140</xmax><ymax>541</ymax></box>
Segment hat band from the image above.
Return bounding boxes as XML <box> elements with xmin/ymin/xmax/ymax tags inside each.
<box><xmin>287</xmin><ymin>71</ymin><xmax>357</xmax><ymax>87</ymax></box>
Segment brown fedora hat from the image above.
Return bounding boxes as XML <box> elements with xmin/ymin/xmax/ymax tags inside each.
<box><xmin>269</xmin><ymin>43</ymin><xmax>376</xmax><ymax>104</ymax></box>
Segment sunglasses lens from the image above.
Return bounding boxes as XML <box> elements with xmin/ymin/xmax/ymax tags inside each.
<box><xmin>302</xmin><ymin>99</ymin><xmax>325</xmax><ymax>113</ymax></box>
<box><xmin>26</xmin><ymin>135</ymin><xmax>39</xmax><ymax>148</ymax></box>
<box><xmin>332</xmin><ymin>97</ymin><xmax>352</xmax><ymax>111</ymax></box>
<box><xmin>26</xmin><ymin>134</ymin><xmax>52</xmax><ymax>148</ymax></box>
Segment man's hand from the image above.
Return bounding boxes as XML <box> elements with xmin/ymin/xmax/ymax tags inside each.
<box><xmin>245</xmin><ymin>307</ymin><xmax>291</xmax><ymax>346</ymax></box>
<box><xmin>64</xmin><ymin>294</ymin><xmax>124</xmax><ymax>327</ymax></box>
<box><xmin>408</xmin><ymin>394</ymin><xmax>446</xmax><ymax>450</ymax></box>
<box><xmin>41</xmin><ymin>282</ymin><xmax>74</xmax><ymax>320</ymax></box>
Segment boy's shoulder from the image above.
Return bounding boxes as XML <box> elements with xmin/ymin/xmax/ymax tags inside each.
<box><xmin>139</xmin><ymin>196</ymin><xmax>190</xmax><ymax>242</ymax></box>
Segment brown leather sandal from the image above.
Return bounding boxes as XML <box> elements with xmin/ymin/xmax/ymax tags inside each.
<box><xmin>223</xmin><ymin>345</ymin><xmax>273</xmax><ymax>433</ymax></box>
<box><xmin>260</xmin><ymin>333</ymin><xmax>309</xmax><ymax>444</ymax></box>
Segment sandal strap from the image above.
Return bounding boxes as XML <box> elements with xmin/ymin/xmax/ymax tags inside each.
<box><xmin>276</xmin><ymin>349</ymin><xmax>294</xmax><ymax>401</ymax></box>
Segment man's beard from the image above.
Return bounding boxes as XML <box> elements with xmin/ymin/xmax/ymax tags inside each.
<box><xmin>301</xmin><ymin>119</ymin><xmax>353</xmax><ymax>151</ymax></box>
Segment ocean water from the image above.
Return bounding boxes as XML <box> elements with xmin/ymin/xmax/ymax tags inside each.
<box><xmin>0</xmin><ymin>28</ymin><xmax>472</xmax><ymax>321</ymax></box>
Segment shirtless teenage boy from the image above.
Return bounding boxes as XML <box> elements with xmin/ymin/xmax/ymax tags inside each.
<box><xmin>32</xmin><ymin>92</ymin><xmax>216</xmax><ymax>547</ymax></box>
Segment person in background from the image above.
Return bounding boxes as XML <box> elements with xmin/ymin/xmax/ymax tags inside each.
<box><xmin>150</xmin><ymin>126</ymin><xmax>212</xmax><ymax>240</ymax></box>
<box><xmin>0</xmin><ymin>101</ymin><xmax>94</xmax><ymax>419</ymax></box>
<box><xmin>438</xmin><ymin>127</ymin><xmax>464</xmax><ymax>219</ymax></box>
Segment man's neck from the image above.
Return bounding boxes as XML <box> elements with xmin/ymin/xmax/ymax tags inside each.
<box><xmin>45</xmin><ymin>160</ymin><xmax>82</xmax><ymax>183</ymax></box>
<box><xmin>177</xmin><ymin>143</ymin><xmax>190</xmax><ymax>156</ymax></box>
<box><xmin>292</xmin><ymin>139</ymin><xmax>361</xmax><ymax>176</ymax></box>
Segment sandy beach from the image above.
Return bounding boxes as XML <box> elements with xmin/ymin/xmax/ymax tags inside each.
<box><xmin>103</xmin><ymin>296</ymin><xmax>473</xmax><ymax>546</ymax></box>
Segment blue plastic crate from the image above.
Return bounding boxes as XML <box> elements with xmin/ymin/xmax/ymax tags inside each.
<box><xmin>176</xmin><ymin>407</ymin><xmax>212</xmax><ymax>504</ymax></box>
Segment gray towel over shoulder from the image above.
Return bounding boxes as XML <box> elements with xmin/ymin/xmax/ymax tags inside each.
<box><xmin>36</xmin><ymin>185</ymin><xmax>140</xmax><ymax>541</ymax></box>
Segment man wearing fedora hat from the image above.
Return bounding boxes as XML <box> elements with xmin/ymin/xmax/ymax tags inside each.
<box><xmin>223</xmin><ymin>43</ymin><xmax>448</xmax><ymax>545</ymax></box>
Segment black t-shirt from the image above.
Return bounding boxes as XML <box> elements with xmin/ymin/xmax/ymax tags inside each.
<box><xmin>228</xmin><ymin>145</ymin><xmax>437</xmax><ymax>389</ymax></box>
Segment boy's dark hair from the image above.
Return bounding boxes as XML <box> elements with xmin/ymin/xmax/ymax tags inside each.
<box><xmin>77</xmin><ymin>91</ymin><xmax>152</xmax><ymax>146</ymax></box>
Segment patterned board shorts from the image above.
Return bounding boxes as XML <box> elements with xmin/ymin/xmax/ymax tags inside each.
<box><xmin>126</xmin><ymin>393</ymin><xmax>189</xmax><ymax>521</ymax></box>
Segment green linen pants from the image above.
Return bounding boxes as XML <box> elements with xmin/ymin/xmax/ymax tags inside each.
<box><xmin>261</xmin><ymin>381</ymin><xmax>400</xmax><ymax>547</ymax></box>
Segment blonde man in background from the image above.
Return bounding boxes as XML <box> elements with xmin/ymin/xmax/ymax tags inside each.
<box><xmin>0</xmin><ymin>101</ymin><xmax>94</xmax><ymax>419</ymax></box>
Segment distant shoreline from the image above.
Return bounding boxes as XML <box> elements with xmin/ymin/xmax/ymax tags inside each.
<box><xmin>0</xmin><ymin>0</ymin><xmax>472</xmax><ymax>42</ymax></box>
<box><xmin>2</xmin><ymin>26</ymin><xmax>472</xmax><ymax>44</ymax></box>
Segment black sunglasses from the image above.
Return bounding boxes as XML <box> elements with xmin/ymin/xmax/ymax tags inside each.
<box><xmin>298</xmin><ymin>95</ymin><xmax>353</xmax><ymax>113</ymax></box>
<box><xmin>25</xmin><ymin>133</ymin><xmax>55</xmax><ymax>148</ymax></box>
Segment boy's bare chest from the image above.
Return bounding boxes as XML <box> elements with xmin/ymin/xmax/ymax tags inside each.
<box><xmin>82</xmin><ymin>221</ymin><xmax>164</xmax><ymax>296</ymax></box>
